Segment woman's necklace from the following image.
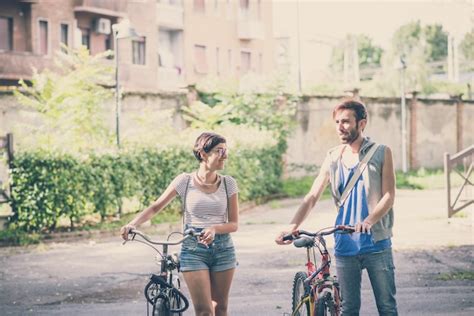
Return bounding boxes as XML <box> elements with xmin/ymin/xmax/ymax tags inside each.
<box><xmin>195</xmin><ymin>172</ymin><xmax>219</xmax><ymax>187</ymax></box>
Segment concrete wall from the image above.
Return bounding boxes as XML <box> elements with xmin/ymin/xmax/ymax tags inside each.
<box><xmin>0</xmin><ymin>90</ymin><xmax>188</xmax><ymax>150</ymax></box>
<box><xmin>1</xmin><ymin>91</ymin><xmax>472</xmax><ymax>172</ymax></box>
<box><xmin>286</xmin><ymin>95</ymin><xmax>474</xmax><ymax>173</ymax></box>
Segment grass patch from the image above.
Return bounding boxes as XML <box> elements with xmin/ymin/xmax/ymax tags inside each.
<box><xmin>396</xmin><ymin>167</ymin><xmax>465</xmax><ymax>190</ymax></box>
<box><xmin>0</xmin><ymin>206</ymin><xmax>182</xmax><ymax>246</ymax></box>
<box><xmin>284</xmin><ymin>168</ymin><xmax>456</xmax><ymax>195</ymax></box>
<box><xmin>269</xmin><ymin>200</ymin><xmax>281</xmax><ymax>209</ymax></box>
<box><xmin>436</xmin><ymin>271</ymin><xmax>474</xmax><ymax>281</ymax></box>
<box><xmin>0</xmin><ymin>229</ymin><xmax>41</xmax><ymax>246</ymax></box>
<box><xmin>282</xmin><ymin>176</ymin><xmax>331</xmax><ymax>199</ymax></box>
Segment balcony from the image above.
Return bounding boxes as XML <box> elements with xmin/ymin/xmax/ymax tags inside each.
<box><xmin>237</xmin><ymin>19</ymin><xmax>264</xmax><ymax>40</ymax></box>
<box><xmin>74</xmin><ymin>0</ymin><xmax>126</xmax><ymax>18</ymax></box>
<box><xmin>237</xmin><ymin>10</ymin><xmax>264</xmax><ymax>40</ymax></box>
<box><xmin>0</xmin><ymin>51</ymin><xmax>53</xmax><ymax>82</ymax></box>
<box><xmin>158</xmin><ymin>67</ymin><xmax>184</xmax><ymax>90</ymax></box>
<box><xmin>156</xmin><ymin>2</ymin><xmax>184</xmax><ymax>30</ymax></box>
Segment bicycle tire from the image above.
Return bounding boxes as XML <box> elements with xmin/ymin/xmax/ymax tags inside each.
<box><xmin>169</xmin><ymin>290</ymin><xmax>183</xmax><ymax>315</ymax></box>
<box><xmin>315</xmin><ymin>293</ymin><xmax>337</xmax><ymax>316</ymax></box>
<box><xmin>292</xmin><ymin>271</ymin><xmax>311</xmax><ymax>316</ymax></box>
<box><xmin>153</xmin><ymin>297</ymin><xmax>170</xmax><ymax>316</ymax></box>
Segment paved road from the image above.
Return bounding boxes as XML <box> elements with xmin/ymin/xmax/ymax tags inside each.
<box><xmin>0</xmin><ymin>189</ymin><xmax>472</xmax><ymax>315</ymax></box>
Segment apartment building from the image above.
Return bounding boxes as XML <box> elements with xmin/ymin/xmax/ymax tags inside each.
<box><xmin>0</xmin><ymin>0</ymin><xmax>274</xmax><ymax>92</ymax></box>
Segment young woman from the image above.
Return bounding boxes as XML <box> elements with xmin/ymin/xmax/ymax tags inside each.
<box><xmin>120</xmin><ymin>132</ymin><xmax>239</xmax><ymax>316</ymax></box>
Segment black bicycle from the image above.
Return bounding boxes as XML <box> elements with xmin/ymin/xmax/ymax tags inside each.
<box><xmin>124</xmin><ymin>228</ymin><xmax>201</xmax><ymax>316</ymax></box>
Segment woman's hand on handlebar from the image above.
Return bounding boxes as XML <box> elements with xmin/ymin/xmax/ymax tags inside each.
<box><xmin>120</xmin><ymin>223</ymin><xmax>136</xmax><ymax>241</ymax></box>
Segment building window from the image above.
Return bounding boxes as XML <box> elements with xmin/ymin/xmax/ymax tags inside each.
<box><xmin>194</xmin><ymin>0</ymin><xmax>205</xmax><ymax>13</ymax></box>
<box><xmin>227</xmin><ymin>49</ymin><xmax>232</xmax><ymax>73</ymax></box>
<box><xmin>39</xmin><ymin>20</ymin><xmax>49</xmax><ymax>55</ymax></box>
<box><xmin>239</xmin><ymin>0</ymin><xmax>250</xmax><ymax>19</ymax></box>
<box><xmin>257</xmin><ymin>0</ymin><xmax>262</xmax><ymax>19</ymax></box>
<box><xmin>240</xmin><ymin>0</ymin><xmax>249</xmax><ymax>9</ymax></box>
<box><xmin>194</xmin><ymin>44</ymin><xmax>208</xmax><ymax>74</ymax></box>
<box><xmin>132</xmin><ymin>37</ymin><xmax>146</xmax><ymax>65</ymax></box>
<box><xmin>80</xmin><ymin>28</ymin><xmax>90</xmax><ymax>50</ymax></box>
<box><xmin>240</xmin><ymin>51</ymin><xmax>251</xmax><ymax>74</ymax></box>
<box><xmin>105</xmin><ymin>35</ymin><xmax>112</xmax><ymax>59</ymax></box>
<box><xmin>60</xmin><ymin>23</ymin><xmax>69</xmax><ymax>50</ymax></box>
<box><xmin>0</xmin><ymin>17</ymin><xmax>13</xmax><ymax>51</ymax></box>
<box><xmin>216</xmin><ymin>47</ymin><xmax>220</xmax><ymax>75</ymax></box>
<box><xmin>226</xmin><ymin>0</ymin><xmax>233</xmax><ymax>19</ymax></box>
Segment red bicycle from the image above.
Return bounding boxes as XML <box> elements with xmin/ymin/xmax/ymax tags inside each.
<box><xmin>283</xmin><ymin>225</ymin><xmax>355</xmax><ymax>316</ymax></box>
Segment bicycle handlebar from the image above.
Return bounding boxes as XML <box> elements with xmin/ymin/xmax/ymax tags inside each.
<box><xmin>124</xmin><ymin>228</ymin><xmax>202</xmax><ymax>246</ymax></box>
<box><xmin>282</xmin><ymin>225</ymin><xmax>355</xmax><ymax>242</ymax></box>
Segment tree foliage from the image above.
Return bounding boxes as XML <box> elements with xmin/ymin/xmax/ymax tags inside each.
<box><xmin>14</xmin><ymin>46</ymin><xmax>114</xmax><ymax>152</ymax></box>
<box><xmin>460</xmin><ymin>29</ymin><xmax>474</xmax><ymax>61</ymax></box>
<box><xmin>183</xmin><ymin>75</ymin><xmax>298</xmax><ymax>146</ymax></box>
<box><xmin>330</xmin><ymin>34</ymin><xmax>384</xmax><ymax>72</ymax></box>
<box><xmin>391</xmin><ymin>21</ymin><xmax>448</xmax><ymax>62</ymax></box>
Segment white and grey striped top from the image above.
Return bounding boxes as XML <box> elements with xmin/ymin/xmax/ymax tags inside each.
<box><xmin>173</xmin><ymin>173</ymin><xmax>239</xmax><ymax>228</ymax></box>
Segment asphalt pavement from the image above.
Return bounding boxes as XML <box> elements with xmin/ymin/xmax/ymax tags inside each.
<box><xmin>0</xmin><ymin>189</ymin><xmax>472</xmax><ymax>315</ymax></box>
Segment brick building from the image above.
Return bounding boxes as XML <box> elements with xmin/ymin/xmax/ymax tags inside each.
<box><xmin>0</xmin><ymin>0</ymin><xmax>274</xmax><ymax>92</ymax></box>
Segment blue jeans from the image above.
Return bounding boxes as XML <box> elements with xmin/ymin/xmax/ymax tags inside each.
<box><xmin>336</xmin><ymin>248</ymin><xmax>398</xmax><ymax>316</ymax></box>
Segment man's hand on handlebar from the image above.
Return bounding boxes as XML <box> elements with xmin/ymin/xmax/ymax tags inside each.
<box><xmin>355</xmin><ymin>220</ymin><xmax>372</xmax><ymax>234</ymax></box>
<box><xmin>120</xmin><ymin>223</ymin><xmax>136</xmax><ymax>241</ymax></box>
<box><xmin>275</xmin><ymin>229</ymin><xmax>298</xmax><ymax>245</ymax></box>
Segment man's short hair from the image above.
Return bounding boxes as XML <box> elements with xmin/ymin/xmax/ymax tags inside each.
<box><xmin>333</xmin><ymin>100</ymin><xmax>368</xmax><ymax>122</ymax></box>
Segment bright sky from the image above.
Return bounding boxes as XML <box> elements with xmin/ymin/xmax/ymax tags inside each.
<box><xmin>273</xmin><ymin>0</ymin><xmax>473</xmax><ymax>49</ymax></box>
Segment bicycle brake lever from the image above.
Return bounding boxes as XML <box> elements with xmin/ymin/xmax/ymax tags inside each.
<box><xmin>122</xmin><ymin>232</ymin><xmax>137</xmax><ymax>245</ymax></box>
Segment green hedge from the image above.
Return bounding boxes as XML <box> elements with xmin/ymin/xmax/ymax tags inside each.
<box><xmin>9</xmin><ymin>146</ymin><xmax>284</xmax><ymax>232</ymax></box>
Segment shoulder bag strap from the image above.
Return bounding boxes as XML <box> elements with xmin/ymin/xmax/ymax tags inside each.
<box><xmin>336</xmin><ymin>144</ymin><xmax>380</xmax><ymax>209</ymax></box>
<box><xmin>222</xmin><ymin>175</ymin><xmax>229</xmax><ymax>222</ymax></box>
<box><xmin>182</xmin><ymin>174</ymin><xmax>191</xmax><ymax>229</ymax></box>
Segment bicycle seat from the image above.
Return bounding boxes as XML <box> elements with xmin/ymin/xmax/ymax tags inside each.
<box><xmin>294</xmin><ymin>236</ymin><xmax>315</xmax><ymax>248</ymax></box>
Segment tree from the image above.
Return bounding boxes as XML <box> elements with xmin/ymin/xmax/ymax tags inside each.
<box><xmin>358</xmin><ymin>35</ymin><xmax>384</xmax><ymax>67</ymax></box>
<box><xmin>424</xmin><ymin>24</ymin><xmax>448</xmax><ymax>62</ymax></box>
<box><xmin>459</xmin><ymin>29</ymin><xmax>474</xmax><ymax>61</ymax></box>
<box><xmin>391</xmin><ymin>21</ymin><xmax>448</xmax><ymax>62</ymax></box>
<box><xmin>14</xmin><ymin>46</ymin><xmax>114</xmax><ymax>152</ymax></box>
<box><xmin>330</xmin><ymin>34</ymin><xmax>384</xmax><ymax>72</ymax></box>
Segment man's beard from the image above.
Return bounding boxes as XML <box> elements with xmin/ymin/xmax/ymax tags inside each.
<box><xmin>340</xmin><ymin>123</ymin><xmax>360</xmax><ymax>144</ymax></box>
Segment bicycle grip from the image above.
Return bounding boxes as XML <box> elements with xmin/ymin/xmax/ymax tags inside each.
<box><xmin>282</xmin><ymin>234</ymin><xmax>294</xmax><ymax>242</ymax></box>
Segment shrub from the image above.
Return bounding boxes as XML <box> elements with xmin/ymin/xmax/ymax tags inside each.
<box><xmin>9</xmin><ymin>145</ymin><xmax>284</xmax><ymax>232</ymax></box>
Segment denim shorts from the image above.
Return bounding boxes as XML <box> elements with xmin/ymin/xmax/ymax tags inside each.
<box><xmin>180</xmin><ymin>232</ymin><xmax>237</xmax><ymax>272</ymax></box>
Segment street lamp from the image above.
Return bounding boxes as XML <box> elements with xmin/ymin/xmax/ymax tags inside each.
<box><xmin>296</xmin><ymin>0</ymin><xmax>302</xmax><ymax>93</ymax></box>
<box><xmin>112</xmin><ymin>19</ymin><xmax>139</xmax><ymax>149</ymax></box>
<box><xmin>396</xmin><ymin>55</ymin><xmax>408</xmax><ymax>173</ymax></box>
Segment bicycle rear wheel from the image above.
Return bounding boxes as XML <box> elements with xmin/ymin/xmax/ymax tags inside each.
<box><xmin>153</xmin><ymin>297</ymin><xmax>170</xmax><ymax>316</ymax></box>
<box><xmin>292</xmin><ymin>271</ymin><xmax>311</xmax><ymax>316</ymax></box>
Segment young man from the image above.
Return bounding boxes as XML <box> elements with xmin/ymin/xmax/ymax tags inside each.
<box><xmin>276</xmin><ymin>100</ymin><xmax>398</xmax><ymax>315</ymax></box>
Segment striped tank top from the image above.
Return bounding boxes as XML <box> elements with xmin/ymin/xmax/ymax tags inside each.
<box><xmin>173</xmin><ymin>173</ymin><xmax>239</xmax><ymax>229</ymax></box>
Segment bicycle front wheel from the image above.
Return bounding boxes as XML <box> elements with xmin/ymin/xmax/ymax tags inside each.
<box><xmin>153</xmin><ymin>297</ymin><xmax>170</xmax><ymax>316</ymax></box>
<box><xmin>292</xmin><ymin>271</ymin><xmax>311</xmax><ymax>316</ymax></box>
<box><xmin>169</xmin><ymin>290</ymin><xmax>183</xmax><ymax>315</ymax></box>
<box><xmin>315</xmin><ymin>293</ymin><xmax>337</xmax><ymax>316</ymax></box>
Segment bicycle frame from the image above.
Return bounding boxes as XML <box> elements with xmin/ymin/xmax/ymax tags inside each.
<box><xmin>287</xmin><ymin>225</ymin><xmax>354</xmax><ymax>316</ymax></box>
